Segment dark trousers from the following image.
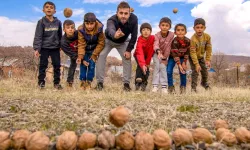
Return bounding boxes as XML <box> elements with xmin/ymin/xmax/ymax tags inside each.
<box><xmin>67</xmin><ymin>58</ymin><xmax>77</xmax><ymax>83</ymax></box>
<box><xmin>38</xmin><ymin>48</ymin><xmax>61</xmax><ymax>85</ymax></box>
<box><xmin>134</xmin><ymin>56</ymin><xmax>150</xmax><ymax>86</ymax></box>
<box><xmin>189</xmin><ymin>57</ymin><xmax>208</xmax><ymax>89</ymax></box>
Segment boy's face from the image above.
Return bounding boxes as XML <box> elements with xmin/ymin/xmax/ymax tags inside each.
<box><xmin>141</xmin><ymin>28</ymin><xmax>151</xmax><ymax>39</ymax></box>
<box><xmin>84</xmin><ymin>22</ymin><xmax>96</xmax><ymax>31</ymax></box>
<box><xmin>159</xmin><ymin>22</ymin><xmax>171</xmax><ymax>34</ymax></box>
<box><xmin>43</xmin><ymin>4</ymin><xmax>56</xmax><ymax>16</ymax></box>
<box><xmin>175</xmin><ymin>26</ymin><xmax>186</xmax><ymax>38</ymax></box>
<box><xmin>63</xmin><ymin>24</ymin><xmax>75</xmax><ymax>37</ymax></box>
<box><xmin>193</xmin><ymin>24</ymin><xmax>206</xmax><ymax>36</ymax></box>
<box><xmin>117</xmin><ymin>8</ymin><xmax>130</xmax><ymax>24</ymax></box>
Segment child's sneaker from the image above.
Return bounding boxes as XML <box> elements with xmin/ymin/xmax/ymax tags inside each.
<box><xmin>152</xmin><ymin>86</ymin><xmax>158</xmax><ymax>92</ymax></box>
<box><xmin>201</xmin><ymin>82</ymin><xmax>211</xmax><ymax>90</ymax></box>
<box><xmin>85</xmin><ymin>81</ymin><xmax>91</xmax><ymax>90</ymax></box>
<box><xmin>80</xmin><ymin>81</ymin><xmax>86</xmax><ymax>90</ymax></box>
<box><xmin>123</xmin><ymin>83</ymin><xmax>131</xmax><ymax>92</ymax></box>
<box><xmin>180</xmin><ymin>86</ymin><xmax>186</xmax><ymax>94</ymax></box>
<box><xmin>168</xmin><ymin>86</ymin><xmax>175</xmax><ymax>94</ymax></box>
<box><xmin>39</xmin><ymin>83</ymin><xmax>45</xmax><ymax>90</ymax></box>
<box><xmin>135</xmin><ymin>84</ymin><xmax>141</xmax><ymax>91</ymax></box>
<box><xmin>141</xmin><ymin>83</ymin><xmax>147</xmax><ymax>91</ymax></box>
<box><xmin>162</xmin><ymin>88</ymin><xmax>168</xmax><ymax>94</ymax></box>
<box><xmin>54</xmin><ymin>84</ymin><xmax>63</xmax><ymax>90</ymax></box>
<box><xmin>67</xmin><ymin>82</ymin><xmax>73</xmax><ymax>87</ymax></box>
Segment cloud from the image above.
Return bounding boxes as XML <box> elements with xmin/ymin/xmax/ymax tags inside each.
<box><xmin>0</xmin><ymin>16</ymin><xmax>36</xmax><ymax>46</ymax></box>
<box><xmin>31</xmin><ymin>5</ymin><xmax>43</xmax><ymax>13</ymax></box>
<box><xmin>83</xmin><ymin>0</ymin><xmax>123</xmax><ymax>4</ymax></box>
<box><xmin>190</xmin><ymin>0</ymin><xmax>250</xmax><ymax>55</ymax></box>
<box><xmin>135</xmin><ymin>0</ymin><xmax>204</xmax><ymax>7</ymax></box>
<box><xmin>72</xmin><ymin>8</ymin><xmax>85</xmax><ymax>17</ymax></box>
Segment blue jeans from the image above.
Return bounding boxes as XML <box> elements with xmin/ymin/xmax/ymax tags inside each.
<box><xmin>79</xmin><ymin>52</ymin><xmax>96</xmax><ymax>81</ymax></box>
<box><xmin>167</xmin><ymin>57</ymin><xmax>186</xmax><ymax>87</ymax></box>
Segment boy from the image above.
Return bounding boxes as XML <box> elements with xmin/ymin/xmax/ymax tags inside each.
<box><xmin>190</xmin><ymin>18</ymin><xmax>212</xmax><ymax>92</ymax></box>
<box><xmin>167</xmin><ymin>23</ymin><xmax>190</xmax><ymax>94</ymax></box>
<box><xmin>33</xmin><ymin>1</ymin><xmax>62</xmax><ymax>90</ymax></box>
<box><xmin>61</xmin><ymin>20</ymin><xmax>78</xmax><ymax>87</ymax></box>
<box><xmin>153</xmin><ymin>17</ymin><xmax>174</xmax><ymax>93</ymax></box>
<box><xmin>134</xmin><ymin>23</ymin><xmax>155</xmax><ymax>91</ymax></box>
<box><xmin>76</xmin><ymin>12</ymin><xmax>105</xmax><ymax>90</ymax></box>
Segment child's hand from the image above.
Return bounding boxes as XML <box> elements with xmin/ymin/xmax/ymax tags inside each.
<box><xmin>157</xmin><ymin>53</ymin><xmax>163</xmax><ymax>60</ymax></box>
<box><xmin>142</xmin><ymin>66</ymin><xmax>147</xmax><ymax>75</ymax></box>
<box><xmin>124</xmin><ymin>51</ymin><xmax>131</xmax><ymax>59</ymax></box>
<box><xmin>34</xmin><ymin>50</ymin><xmax>40</xmax><ymax>58</ymax></box>
<box><xmin>161</xmin><ymin>60</ymin><xmax>167</xmax><ymax>65</ymax></box>
<box><xmin>182</xmin><ymin>62</ymin><xmax>187</xmax><ymax>71</ymax></box>
<box><xmin>83</xmin><ymin>60</ymin><xmax>89</xmax><ymax>66</ymax></box>
<box><xmin>178</xmin><ymin>64</ymin><xmax>186</xmax><ymax>74</ymax></box>
<box><xmin>76</xmin><ymin>58</ymin><xmax>81</xmax><ymax>64</ymax></box>
<box><xmin>206</xmin><ymin>61</ymin><xmax>211</xmax><ymax>69</ymax></box>
<box><xmin>196</xmin><ymin>65</ymin><xmax>201</xmax><ymax>73</ymax></box>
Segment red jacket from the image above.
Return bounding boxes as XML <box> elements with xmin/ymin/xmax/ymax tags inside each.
<box><xmin>134</xmin><ymin>35</ymin><xmax>155</xmax><ymax>69</ymax></box>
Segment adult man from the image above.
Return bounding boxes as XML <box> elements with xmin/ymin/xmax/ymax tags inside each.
<box><xmin>96</xmin><ymin>1</ymin><xmax>138</xmax><ymax>91</ymax></box>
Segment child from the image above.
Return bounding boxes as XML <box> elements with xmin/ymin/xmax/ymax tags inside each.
<box><xmin>76</xmin><ymin>12</ymin><xmax>105</xmax><ymax>90</ymax></box>
<box><xmin>190</xmin><ymin>18</ymin><xmax>212</xmax><ymax>92</ymax></box>
<box><xmin>133</xmin><ymin>23</ymin><xmax>155</xmax><ymax>91</ymax></box>
<box><xmin>61</xmin><ymin>20</ymin><xmax>78</xmax><ymax>87</ymax></box>
<box><xmin>33</xmin><ymin>1</ymin><xmax>62</xmax><ymax>90</ymax></box>
<box><xmin>153</xmin><ymin>17</ymin><xmax>174</xmax><ymax>93</ymax></box>
<box><xmin>167</xmin><ymin>23</ymin><xmax>190</xmax><ymax>94</ymax></box>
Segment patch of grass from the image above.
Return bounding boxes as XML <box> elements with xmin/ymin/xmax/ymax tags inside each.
<box><xmin>177</xmin><ymin>105</ymin><xmax>200</xmax><ymax>113</ymax></box>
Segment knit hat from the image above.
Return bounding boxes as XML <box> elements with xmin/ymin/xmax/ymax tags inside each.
<box><xmin>194</xmin><ymin>18</ymin><xmax>206</xmax><ymax>26</ymax></box>
<box><xmin>140</xmin><ymin>23</ymin><xmax>152</xmax><ymax>33</ymax></box>
<box><xmin>159</xmin><ymin>17</ymin><xmax>172</xmax><ymax>27</ymax></box>
<box><xmin>84</xmin><ymin>12</ymin><xmax>96</xmax><ymax>22</ymax></box>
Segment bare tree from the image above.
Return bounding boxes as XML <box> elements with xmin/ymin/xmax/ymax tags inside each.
<box><xmin>211</xmin><ymin>51</ymin><xmax>228</xmax><ymax>82</ymax></box>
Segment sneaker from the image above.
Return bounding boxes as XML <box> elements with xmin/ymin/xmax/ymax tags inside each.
<box><xmin>38</xmin><ymin>83</ymin><xmax>45</xmax><ymax>90</ymax></box>
<box><xmin>95</xmin><ymin>82</ymin><xmax>104</xmax><ymax>91</ymax></box>
<box><xmin>162</xmin><ymin>88</ymin><xmax>168</xmax><ymax>94</ymax></box>
<box><xmin>123</xmin><ymin>83</ymin><xmax>131</xmax><ymax>92</ymax></box>
<box><xmin>135</xmin><ymin>84</ymin><xmax>141</xmax><ymax>91</ymax></box>
<box><xmin>54</xmin><ymin>84</ymin><xmax>63</xmax><ymax>90</ymax></box>
<box><xmin>80</xmin><ymin>81</ymin><xmax>86</xmax><ymax>90</ymax></box>
<box><xmin>141</xmin><ymin>83</ymin><xmax>147</xmax><ymax>91</ymax></box>
<box><xmin>85</xmin><ymin>81</ymin><xmax>91</xmax><ymax>90</ymax></box>
<box><xmin>201</xmin><ymin>83</ymin><xmax>211</xmax><ymax>90</ymax></box>
<box><xmin>152</xmin><ymin>86</ymin><xmax>158</xmax><ymax>92</ymax></box>
<box><xmin>191</xmin><ymin>88</ymin><xmax>197</xmax><ymax>93</ymax></box>
<box><xmin>136</xmin><ymin>78</ymin><xmax>142</xmax><ymax>83</ymax></box>
<box><xmin>180</xmin><ymin>86</ymin><xmax>186</xmax><ymax>94</ymax></box>
<box><xmin>67</xmin><ymin>82</ymin><xmax>73</xmax><ymax>87</ymax></box>
<box><xmin>168</xmin><ymin>86</ymin><xmax>175</xmax><ymax>94</ymax></box>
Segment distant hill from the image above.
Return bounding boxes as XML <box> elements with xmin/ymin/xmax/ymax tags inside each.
<box><xmin>212</xmin><ymin>55</ymin><xmax>250</xmax><ymax>65</ymax></box>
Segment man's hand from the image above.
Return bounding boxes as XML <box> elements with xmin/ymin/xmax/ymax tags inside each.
<box><xmin>83</xmin><ymin>60</ymin><xmax>89</xmax><ymax>66</ymax></box>
<box><xmin>114</xmin><ymin>28</ymin><xmax>125</xmax><ymax>39</ymax></box>
<box><xmin>182</xmin><ymin>62</ymin><xmax>187</xmax><ymax>71</ymax></box>
<box><xmin>76</xmin><ymin>58</ymin><xmax>81</xmax><ymax>64</ymax></box>
<box><xmin>178</xmin><ymin>64</ymin><xmax>186</xmax><ymax>74</ymax></box>
<box><xmin>206</xmin><ymin>61</ymin><xmax>211</xmax><ymax>70</ymax></box>
<box><xmin>124</xmin><ymin>51</ymin><xmax>131</xmax><ymax>59</ymax></box>
<box><xmin>142</xmin><ymin>65</ymin><xmax>147</xmax><ymax>75</ymax></box>
<box><xmin>157</xmin><ymin>53</ymin><xmax>163</xmax><ymax>60</ymax></box>
<box><xmin>34</xmin><ymin>50</ymin><xmax>40</xmax><ymax>58</ymax></box>
<box><xmin>196</xmin><ymin>65</ymin><xmax>201</xmax><ymax>73</ymax></box>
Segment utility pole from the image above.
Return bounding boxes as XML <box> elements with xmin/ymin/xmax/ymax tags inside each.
<box><xmin>236</xmin><ymin>63</ymin><xmax>240</xmax><ymax>87</ymax></box>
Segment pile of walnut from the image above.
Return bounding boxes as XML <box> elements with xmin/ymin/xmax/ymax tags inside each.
<box><xmin>0</xmin><ymin>106</ymin><xmax>250</xmax><ymax>150</ymax></box>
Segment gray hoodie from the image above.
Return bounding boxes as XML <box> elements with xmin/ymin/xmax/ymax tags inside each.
<box><xmin>33</xmin><ymin>16</ymin><xmax>62</xmax><ymax>51</ymax></box>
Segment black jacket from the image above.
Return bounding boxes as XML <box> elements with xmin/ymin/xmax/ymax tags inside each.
<box><xmin>33</xmin><ymin>16</ymin><xmax>62</xmax><ymax>51</ymax></box>
<box><xmin>61</xmin><ymin>31</ymin><xmax>78</xmax><ymax>60</ymax></box>
<box><xmin>105</xmin><ymin>13</ymin><xmax>138</xmax><ymax>52</ymax></box>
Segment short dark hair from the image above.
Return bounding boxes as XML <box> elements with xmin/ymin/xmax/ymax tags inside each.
<box><xmin>159</xmin><ymin>17</ymin><xmax>172</xmax><ymax>28</ymax></box>
<box><xmin>63</xmin><ymin>20</ymin><xmax>75</xmax><ymax>28</ymax></box>
<box><xmin>194</xmin><ymin>18</ymin><xmax>206</xmax><ymax>27</ymax></box>
<box><xmin>174</xmin><ymin>23</ymin><xmax>187</xmax><ymax>32</ymax></box>
<box><xmin>117</xmin><ymin>1</ymin><xmax>130</xmax><ymax>11</ymax></box>
<box><xmin>43</xmin><ymin>1</ymin><xmax>56</xmax><ymax>9</ymax></box>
